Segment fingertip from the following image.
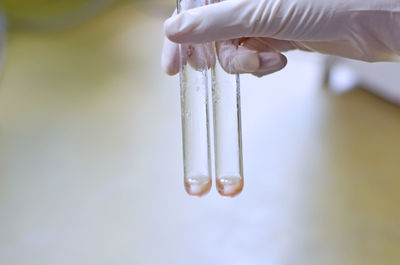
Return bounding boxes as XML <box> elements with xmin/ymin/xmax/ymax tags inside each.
<box><xmin>279</xmin><ymin>54</ymin><xmax>288</xmax><ymax>68</ymax></box>
<box><xmin>161</xmin><ymin>54</ymin><xmax>179</xmax><ymax>75</ymax></box>
<box><xmin>161</xmin><ymin>58</ymin><xmax>177</xmax><ymax>76</ymax></box>
<box><xmin>252</xmin><ymin>53</ymin><xmax>288</xmax><ymax>77</ymax></box>
<box><xmin>164</xmin><ymin>13</ymin><xmax>199</xmax><ymax>43</ymax></box>
<box><xmin>162</xmin><ymin>62</ymin><xmax>179</xmax><ymax>76</ymax></box>
<box><xmin>164</xmin><ymin>17</ymin><xmax>177</xmax><ymax>42</ymax></box>
<box><xmin>252</xmin><ymin>73</ymin><xmax>265</xmax><ymax>78</ymax></box>
<box><xmin>161</xmin><ymin>38</ymin><xmax>180</xmax><ymax>76</ymax></box>
<box><xmin>163</xmin><ymin>9</ymin><xmax>180</xmax><ymax>43</ymax></box>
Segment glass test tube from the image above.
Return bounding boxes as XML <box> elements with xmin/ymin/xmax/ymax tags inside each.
<box><xmin>178</xmin><ymin>0</ymin><xmax>212</xmax><ymax>196</ymax></box>
<box><xmin>212</xmin><ymin>60</ymin><xmax>244</xmax><ymax>197</ymax></box>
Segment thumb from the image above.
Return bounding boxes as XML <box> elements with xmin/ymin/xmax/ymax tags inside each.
<box><xmin>164</xmin><ymin>0</ymin><xmax>313</xmax><ymax>44</ymax></box>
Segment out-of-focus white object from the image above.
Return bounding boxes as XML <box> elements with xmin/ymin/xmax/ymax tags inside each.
<box><xmin>165</xmin><ymin>0</ymin><xmax>400</xmax><ymax>64</ymax></box>
<box><xmin>327</xmin><ymin>60</ymin><xmax>359</xmax><ymax>94</ymax></box>
<box><xmin>328</xmin><ymin>57</ymin><xmax>400</xmax><ymax>104</ymax></box>
<box><xmin>348</xmin><ymin>61</ymin><xmax>400</xmax><ymax>104</ymax></box>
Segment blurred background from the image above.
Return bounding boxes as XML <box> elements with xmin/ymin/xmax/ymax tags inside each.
<box><xmin>0</xmin><ymin>1</ymin><xmax>400</xmax><ymax>265</ymax></box>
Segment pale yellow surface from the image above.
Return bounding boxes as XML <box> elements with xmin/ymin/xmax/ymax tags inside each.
<box><xmin>0</xmin><ymin>2</ymin><xmax>400</xmax><ymax>265</ymax></box>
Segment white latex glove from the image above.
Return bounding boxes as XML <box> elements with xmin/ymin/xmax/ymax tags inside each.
<box><xmin>162</xmin><ymin>0</ymin><xmax>400</xmax><ymax>76</ymax></box>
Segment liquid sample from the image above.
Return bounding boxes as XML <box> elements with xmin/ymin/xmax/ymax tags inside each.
<box><xmin>184</xmin><ymin>175</ymin><xmax>212</xmax><ymax>197</ymax></box>
<box><xmin>178</xmin><ymin>0</ymin><xmax>213</xmax><ymax>199</ymax></box>
<box><xmin>216</xmin><ymin>176</ymin><xmax>244</xmax><ymax>197</ymax></box>
<box><xmin>180</xmin><ymin>65</ymin><xmax>212</xmax><ymax>196</ymax></box>
<box><xmin>212</xmin><ymin>60</ymin><xmax>244</xmax><ymax>197</ymax></box>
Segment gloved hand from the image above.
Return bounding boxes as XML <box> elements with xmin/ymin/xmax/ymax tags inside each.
<box><xmin>162</xmin><ymin>0</ymin><xmax>400</xmax><ymax>77</ymax></box>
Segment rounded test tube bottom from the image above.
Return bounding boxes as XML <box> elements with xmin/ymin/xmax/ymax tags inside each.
<box><xmin>184</xmin><ymin>175</ymin><xmax>212</xmax><ymax>197</ymax></box>
<box><xmin>216</xmin><ymin>176</ymin><xmax>243</xmax><ymax>197</ymax></box>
